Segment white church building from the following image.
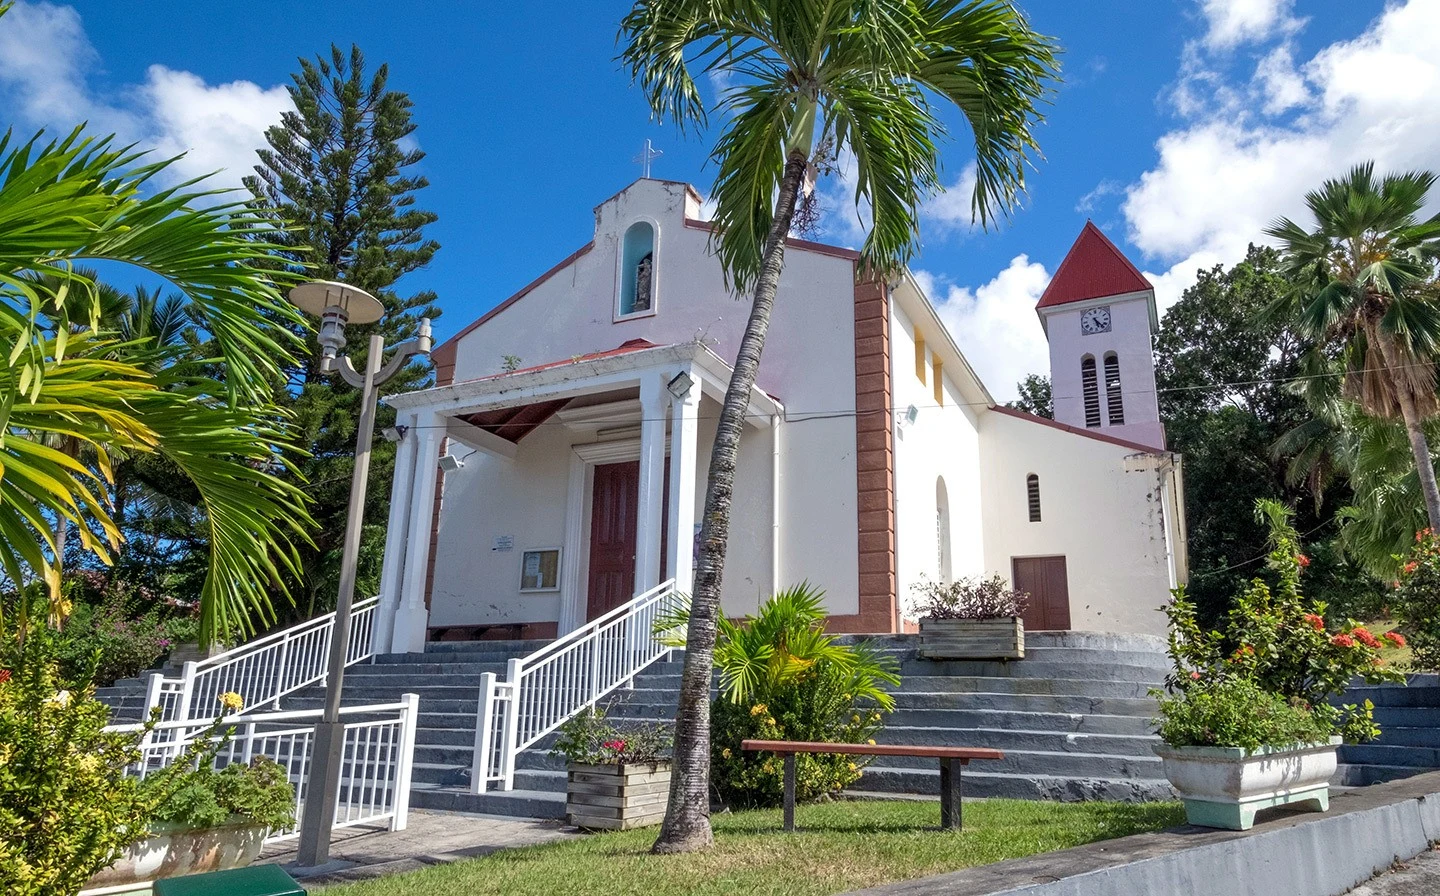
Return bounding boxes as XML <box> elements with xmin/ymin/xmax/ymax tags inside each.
<box><xmin>372</xmin><ymin>178</ymin><xmax>1186</xmax><ymax>653</ymax></box>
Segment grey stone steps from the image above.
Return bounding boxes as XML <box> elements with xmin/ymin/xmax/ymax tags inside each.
<box><xmin>857</xmin><ymin>766</ymin><xmax>1172</xmax><ymax>802</ymax></box>
<box><xmin>409</xmin><ymin>783</ymin><xmax>565</xmax><ymax>819</ymax></box>
<box><xmin>883</xmin><ymin>708</ymin><xmax>1157</xmax><ymax>735</ymax></box>
<box><xmin>1338</xmin><ymin>743</ymin><xmax>1440</xmax><ymax>768</ymax></box>
<box><xmin>839</xmin><ymin>631</ymin><xmax>1168</xmax><ymax>652</ymax></box>
<box><xmin>1370</xmin><ymin>727</ymin><xmax>1440</xmax><ymax>748</ymax></box>
<box><xmin>1333</xmin><ymin>763</ymin><xmax>1431</xmax><ymax>787</ymax></box>
<box><xmin>899</xmin><ymin>660</ymin><xmax>1165</xmax><ymax>683</ymax></box>
<box><xmin>895</xmin><ymin>676</ymin><xmax>1159</xmax><ymax>699</ymax></box>
<box><xmin>1340</xmin><ymin>685</ymin><xmax>1440</xmax><ymax>707</ymax></box>
<box><xmin>419</xmin><ymin>640</ymin><xmax>554</xmax><ymax>655</ymax></box>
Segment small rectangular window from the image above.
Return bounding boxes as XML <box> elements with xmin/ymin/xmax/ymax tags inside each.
<box><xmin>914</xmin><ymin>333</ymin><xmax>927</xmax><ymax>383</ymax></box>
<box><xmin>932</xmin><ymin>358</ymin><xmax>943</xmax><ymax>406</ymax></box>
<box><xmin>520</xmin><ymin>548</ymin><xmax>561</xmax><ymax>592</ymax></box>
<box><xmin>1027</xmin><ymin>474</ymin><xmax>1042</xmax><ymax>522</ymax></box>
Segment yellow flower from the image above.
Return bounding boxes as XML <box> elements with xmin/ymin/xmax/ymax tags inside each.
<box><xmin>750</xmin><ymin>703</ymin><xmax>768</xmax><ymax>717</ymax></box>
<box><xmin>722</xmin><ymin>748</ymin><xmax>732</xmax><ymax>759</ymax></box>
<box><xmin>851</xmin><ymin>714</ymin><xmax>861</xmax><ymax>723</ymax></box>
<box><xmin>218</xmin><ymin>692</ymin><xmax>244</xmax><ymax>712</ymax></box>
<box><xmin>866</xmin><ymin>739</ymin><xmax>876</xmax><ymax>746</ymax></box>
<box><xmin>847</xmin><ymin>762</ymin><xmax>858</xmax><ymax>772</ymax></box>
<box><xmin>872</xmin><ymin>712</ymin><xmax>881</xmax><ymax>721</ymax></box>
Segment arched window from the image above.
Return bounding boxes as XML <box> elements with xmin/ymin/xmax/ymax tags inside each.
<box><xmin>619</xmin><ymin>221</ymin><xmax>656</xmax><ymax>317</ymax></box>
<box><xmin>1026</xmin><ymin>473</ymin><xmax>1041</xmax><ymax>522</ymax></box>
<box><xmin>935</xmin><ymin>477</ymin><xmax>952</xmax><ymax>582</ymax></box>
<box><xmin>1104</xmin><ymin>352</ymin><xmax>1125</xmax><ymax>425</ymax></box>
<box><xmin>1080</xmin><ymin>356</ymin><xmax>1100</xmax><ymax>428</ymax></box>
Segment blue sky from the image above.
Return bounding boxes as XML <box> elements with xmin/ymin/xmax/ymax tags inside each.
<box><xmin>2</xmin><ymin>1</ymin><xmax>1436</xmax><ymax>399</ymax></box>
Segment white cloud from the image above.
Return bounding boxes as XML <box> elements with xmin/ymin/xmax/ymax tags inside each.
<box><xmin>917</xmin><ymin>256</ymin><xmax>1051</xmax><ymax>402</ymax></box>
<box><xmin>920</xmin><ymin>162</ymin><xmax>979</xmax><ymax>236</ymax></box>
<box><xmin>1198</xmin><ymin>0</ymin><xmax>1303</xmax><ymax>49</ymax></box>
<box><xmin>0</xmin><ymin>1</ymin><xmax>289</xmax><ymax>190</ymax></box>
<box><xmin>1123</xmin><ymin>0</ymin><xmax>1440</xmax><ymax>310</ymax></box>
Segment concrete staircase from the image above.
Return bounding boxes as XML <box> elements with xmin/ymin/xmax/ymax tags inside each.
<box><xmin>850</xmin><ymin>632</ymin><xmax>1174</xmax><ymax>802</ymax></box>
<box><xmin>1336</xmin><ymin>675</ymin><xmax>1440</xmax><ymax>786</ymax></box>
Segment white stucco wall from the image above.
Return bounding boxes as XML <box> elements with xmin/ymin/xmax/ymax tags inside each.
<box><xmin>888</xmin><ymin>303</ymin><xmax>986</xmax><ymax>616</ymax></box>
<box><xmin>426</xmin><ymin>179</ymin><xmax>858</xmax><ymax>624</ymax></box>
<box><xmin>978</xmin><ymin>409</ymin><xmax>1173</xmax><ymax>636</ymax></box>
<box><xmin>1043</xmin><ymin>291</ymin><xmax>1165</xmax><ymax>450</ymax></box>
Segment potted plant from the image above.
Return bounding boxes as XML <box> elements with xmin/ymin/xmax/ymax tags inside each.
<box><xmin>84</xmin><ymin>755</ymin><xmax>296</xmax><ymax>892</ymax></box>
<box><xmin>911</xmin><ymin>574</ymin><xmax>1028</xmax><ymax>660</ymax></box>
<box><xmin>551</xmin><ymin>704</ymin><xmax>672</xmax><ymax>830</ymax></box>
<box><xmin>1153</xmin><ymin>500</ymin><xmax>1405</xmax><ymax>831</ymax></box>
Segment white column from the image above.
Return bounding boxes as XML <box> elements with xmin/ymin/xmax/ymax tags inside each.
<box><xmin>634</xmin><ymin>376</ymin><xmax>667</xmax><ymax>595</ymax></box>
<box><xmin>391</xmin><ymin>413</ymin><xmax>443</xmax><ymax>653</ymax></box>
<box><xmin>373</xmin><ymin>412</ymin><xmax>419</xmax><ymax>654</ymax></box>
<box><xmin>666</xmin><ymin>370</ymin><xmax>699</xmax><ymax>594</ymax></box>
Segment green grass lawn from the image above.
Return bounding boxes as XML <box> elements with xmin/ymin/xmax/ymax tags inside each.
<box><xmin>320</xmin><ymin>799</ymin><xmax>1184</xmax><ymax>896</ymax></box>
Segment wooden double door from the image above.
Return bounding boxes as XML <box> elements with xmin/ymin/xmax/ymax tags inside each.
<box><xmin>1012</xmin><ymin>555</ymin><xmax>1070</xmax><ymax>631</ymax></box>
<box><xmin>585</xmin><ymin>461</ymin><xmax>668</xmax><ymax>621</ymax></box>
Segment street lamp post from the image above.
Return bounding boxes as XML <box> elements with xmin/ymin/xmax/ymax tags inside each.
<box><xmin>287</xmin><ymin>280</ymin><xmax>432</xmax><ymax>867</ymax></box>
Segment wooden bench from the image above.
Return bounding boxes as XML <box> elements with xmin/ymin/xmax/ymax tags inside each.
<box><xmin>741</xmin><ymin>739</ymin><xmax>1004</xmax><ymax>832</ymax></box>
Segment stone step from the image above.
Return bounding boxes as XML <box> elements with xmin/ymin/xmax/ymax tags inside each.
<box><xmin>419</xmin><ymin>639</ymin><xmax>554</xmax><ymax>656</ymax></box>
<box><xmin>894</xmin><ymin>677</ymin><xmax>1159</xmax><ymax>699</ymax></box>
<box><xmin>872</xmin><ymin>726</ymin><xmax>1159</xmax><ymax>757</ymax></box>
<box><xmin>1340</xmin><ymin>685</ymin><xmax>1440</xmax><ymax>708</ymax></box>
<box><xmin>838</xmin><ymin>631</ymin><xmax>1168</xmax><ymax>652</ymax></box>
<box><xmin>857</xmin><ymin>765</ymin><xmax>1172</xmax><ymax>802</ymax></box>
<box><xmin>1338</xmin><ymin>743</ymin><xmax>1440</xmax><ymax>768</ymax></box>
<box><xmin>1333</xmin><ymin>763</ymin><xmax>1431</xmax><ymax>787</ymax></box>
<box><xmin>898</xmin><ymin>659</ymin><xmax>1166</xmax><ymax>683</ymax></box>
<box><xmin>1372</xmin><ymin>727</ymin><xmax>1440</xmax><ymax>749</ymax></box>
<box><xmin>860</xmin><ymin>746</ymin><xmax>1161</xmax><ymax>779</ymax></box>
<box><xmin>883</xmin><ymin>708</ymin><xmax>1157</xmax><ymax>735</ymax></box>
<box><xmin>410</xmin><ymin>783</ymin><xmax>566</xmax><ymax>819</ymax></box>
<box><xmin>890</xmin><ymin>690</ymin><xmax>1158</xmax><ymax>716</ymax></box>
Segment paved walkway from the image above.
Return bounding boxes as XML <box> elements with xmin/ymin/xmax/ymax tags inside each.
<box><xmin>257</xmin><ymin>810</ymin><xmax>577</xmax><ymax>885</ymax></box>
<box><xmin>1347</xmin><ymin>845</ymin><xmax>1440</xmax><ymax>895</ymax></box>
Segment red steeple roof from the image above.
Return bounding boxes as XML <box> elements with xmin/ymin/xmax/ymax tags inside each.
<box><xmin>1036</xmin><ymin>221</ymin><xmax>1152</xmax><ymax>309</ymax></box>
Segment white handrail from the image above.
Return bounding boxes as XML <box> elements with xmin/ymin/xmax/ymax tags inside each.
<box><xmin>144</xmin><ymin>595</ymin><xmax>381</xmax><ymax>724</ymax></box>
<box><xmin>472</xmin><ymin>579</ymin><xmax>681</xmax><ymax>793</ymax></box>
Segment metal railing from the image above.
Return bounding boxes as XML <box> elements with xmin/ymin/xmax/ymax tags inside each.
<box><xmin>143</xmin><ymin>596</ymin><xmax>381</xmax><ymax>726</ymax></box>
<box><xmin>472</xmin><ymin>578</ymin><xmax>682</xmax><ymax>792</ymax></box>
<box><xmin>108</xmin><ymin>695</ymin><xmax>420</xmax><ymax>842</ymax></box>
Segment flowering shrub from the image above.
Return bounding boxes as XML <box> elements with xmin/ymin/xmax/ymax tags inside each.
<box><xmin>1156</xmin><ymin>677</ymin><xmax>1327</xmax><ymax>752</ymax></box>
<box><xmin>53</xmin><ymin>596</ymin><xmax>172</xmax><ymax>687</ymax></box>
<box><xmin>910</xmin><ymin>573</ymin><xmax>1028</xmax><ymax>620</ymax></box>
<box><xmin>1392</xmin><ymin>529</ymin><xmax>1440</xmax><ymax>671</ymax></box>
<box><xmin>1159</xmin><ymin>499</ymin><xmax>1403</xmax><ymax>747</ymax></box>
<box><xmin>551</xmin><ymin>704</ymin><xmax>672</xmax><ymax>765</ymax></box>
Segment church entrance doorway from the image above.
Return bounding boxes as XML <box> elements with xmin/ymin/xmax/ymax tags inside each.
<box><xmin>585</xmin><ymin>460</ymin><xmax>669</xmax><ymax>622</ymax></box>
<box><xmin>1013</xmin><ymin>555</ymin><xmax>1070</xmax><ymax>631</ymax></box>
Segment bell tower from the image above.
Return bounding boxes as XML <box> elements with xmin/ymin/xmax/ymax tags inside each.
<box><xmin>1036</xmin><ymin>222</ymin><xmax>1164</xmax><ymax>450</ymax></box>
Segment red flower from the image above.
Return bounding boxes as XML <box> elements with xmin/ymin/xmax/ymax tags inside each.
<box><xmin>0</xmin><ymin>669</ymin><xmax>9</xmax><ymax>684</ymax></box>
<box><xmin>1418</xmin><ymin>528</ymin><xmax>1433</xmax><ymax>543</ymax></box>
<box><xmin>1403</xmin><ymin>561</ymin><xmax>1419</xmax><ymax>575</ymax></box>
<box><xmin>1385</xmin><ymin>631</ymin><xmax>1408</xmax><ymax>648</ymax></box>
<box><xmin>1296</xmin><ymin>554</ymin><xmax>1311</xmax><ymax>568</ymax></box>
<box><xmin>1303</xmin><ymin>613</ymin><xmax>1325</xmax><ymax>632</ymax></box>
<box><xmin>1189</xmin><ymin>670</ymin><xmax>1201</xmax><ymax>680</ymax></box>
<box><xmin>1331</xmin><ymin>633</ymin><xmax>1356</xmax><ymax>648</ymax></box>
<box><xmin>1353</xmin><ymin>628</ymin><xmax>1382</xmax><ymax>649</ymax></box>
<box><xmin>602</xmin><ymin>739</ymin><xmax>627</xmax><ymax>751</ymax></box>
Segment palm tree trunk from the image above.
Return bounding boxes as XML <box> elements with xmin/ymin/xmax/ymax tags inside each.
<box><xmin>652</xmin><ymin>152</ymin><xmax>810</xmax><ymax>854</ymax></box>
<box><xmin>1375</xmin><ymin>335</ymin><xmax>1440</xmax><ymax>531</ymax></box>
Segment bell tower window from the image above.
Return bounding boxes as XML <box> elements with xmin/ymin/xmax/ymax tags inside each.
<box><xmin>1080</xmin><ymin>356</ymin><xmax>1100</xmax><ymax>428</ymax></box>
<box><xmin>1104</xmin><ymin>352</ymin><xmax>1124</xmax><ymax>425</ymax></box>
<box><xmin>618</xmin><ymin>221</ymin><xmax>657</xmax><ymax>318</ymax></box>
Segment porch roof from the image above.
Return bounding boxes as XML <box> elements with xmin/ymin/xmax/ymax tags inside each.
<box><xmin>383</xmin><ymin>338</ymin><xmax>783</xmax><ymax>428</ymax></box>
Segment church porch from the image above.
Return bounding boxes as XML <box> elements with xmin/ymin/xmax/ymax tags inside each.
<box><xmin>374</xmin><ymin>339</ymin><xmax>782</xmax><ymax>654</ymax></box>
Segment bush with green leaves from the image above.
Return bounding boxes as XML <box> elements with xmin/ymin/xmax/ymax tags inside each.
<box><xmin>1392</xmin><ymin>529</ymin><xmax>1440</xmax><ymax>671</ymax></box>
<box><xmin>1161</xmin><ymin>499</ymin><xmax>1404</xmax><ymax>745</ymax></box>
<box><xmin>1156</xmin><ymin>676</ymin><xmax>1328</xmax><ymax>752</ymax></box>
<box><xmin>661</xmin><ymin>584</ymin><xmax>899</xmax><ymax>808</ymax></box>
<box><xmin>551</xmin><ymin>704</ymin><xmax>672</xmax><ymax>766</ymax></box>
<box><xmin>145</xmin><ymin>757</ymin><xmax>295</xmax><ymax>832</ymax></box>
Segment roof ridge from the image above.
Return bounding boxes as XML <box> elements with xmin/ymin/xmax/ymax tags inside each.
<box><xmin>1037</xmin><ymin>221</ymin><xmax>1152</xmax><ymax>309</ymax></box>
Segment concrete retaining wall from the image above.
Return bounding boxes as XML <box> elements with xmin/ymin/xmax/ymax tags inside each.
<box><xmin>845</xmin><ymin>771</ymin><xmax>1440</xmax><ymax>896</ymax></box>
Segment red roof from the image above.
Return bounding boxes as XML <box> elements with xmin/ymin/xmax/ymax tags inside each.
<box><xmin>469</xmin><ymin>338</ymin><xmax>662</xmax><ymax>382</ymax></box>
<box><xmin>1036</xmin><ymin>222</ymin><xmax>1152</xmax><ymax>309</ymax></box>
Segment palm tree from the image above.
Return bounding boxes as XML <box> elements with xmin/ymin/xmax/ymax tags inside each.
<box><xmin>0</xmin><ymin>125</ymin><xmax>314</xmax><ymax>644</ymax></box>
<box><xmin>619</xmin><ymin>0</ymin><xmax>1058</xmax><ymax>853</ymax></box>
<box><xmin>1267</xmin><ymin>163</ymin><xmax>1440</xmax><ymax>531</ymax></box>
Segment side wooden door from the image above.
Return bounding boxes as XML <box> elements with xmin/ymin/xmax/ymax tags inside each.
<box><xmin>587</xmin><ymin>462</ymin><xmax>640</xmax><ymax>620</ymax></box>
<box><xmin>1012</xmin><ymin>555</ymin><xmax>1071</xmax><ymax>631</ymax></box>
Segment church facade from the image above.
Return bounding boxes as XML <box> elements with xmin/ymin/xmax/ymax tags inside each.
<box><xmin>372</xmin><ymin>178</ymin><xmax>1186</xmax><ymax>653</ymax></box>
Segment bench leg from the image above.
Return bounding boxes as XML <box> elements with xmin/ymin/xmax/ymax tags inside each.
<box><xmin>783</xmin><ymin>754</ymin><xmax>797</xmax><ymax>832</ymax></box>
<box><xmin>939</xmin><ymin>758</ymin><xmax>963</xmax><ymax>830</ymax></box>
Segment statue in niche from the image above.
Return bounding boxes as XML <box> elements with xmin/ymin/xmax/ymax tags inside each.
<box><xmin>633</xmin><ymin>252</ymin><xmax>653</xmax><ymax>312</ymax></box>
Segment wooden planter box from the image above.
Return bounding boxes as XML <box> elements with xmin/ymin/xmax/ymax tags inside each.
<box><xmin>566</xmin><ymin>760</ymin><xmax>671</xmax><ymax>830</ymax></box>
<box><xmin>919</xmin><ymin>617</ymin><xmax>1024</xmax><ymax>660</ymax></box>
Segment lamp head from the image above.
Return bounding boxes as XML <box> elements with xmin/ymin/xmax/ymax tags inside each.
<box><xmin>287</xmin><ymin>281</ymin><xmax>385</xmax><ymax>372</ymax></box>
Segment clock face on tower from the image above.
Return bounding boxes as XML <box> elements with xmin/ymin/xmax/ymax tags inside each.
<box><xmin>1080</xmin><ymin>306</ymin><xmax>1112</xmax><ymax>335</ymax></box>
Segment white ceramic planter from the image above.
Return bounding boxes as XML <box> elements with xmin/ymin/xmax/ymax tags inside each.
<box><xmin>1153</xmin><ymin>737</ymin><xmax>1341</xmax><ymax>830</ymax></box>
<box><xmin>919</xmin><ymin>617</ymin><xmax>1024</xmax><ymax>660</ymax></box>
<box><xmin>80</xmin><ymin>820</ymin><xmax>266</xmax><ymax>894</ymax></box>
